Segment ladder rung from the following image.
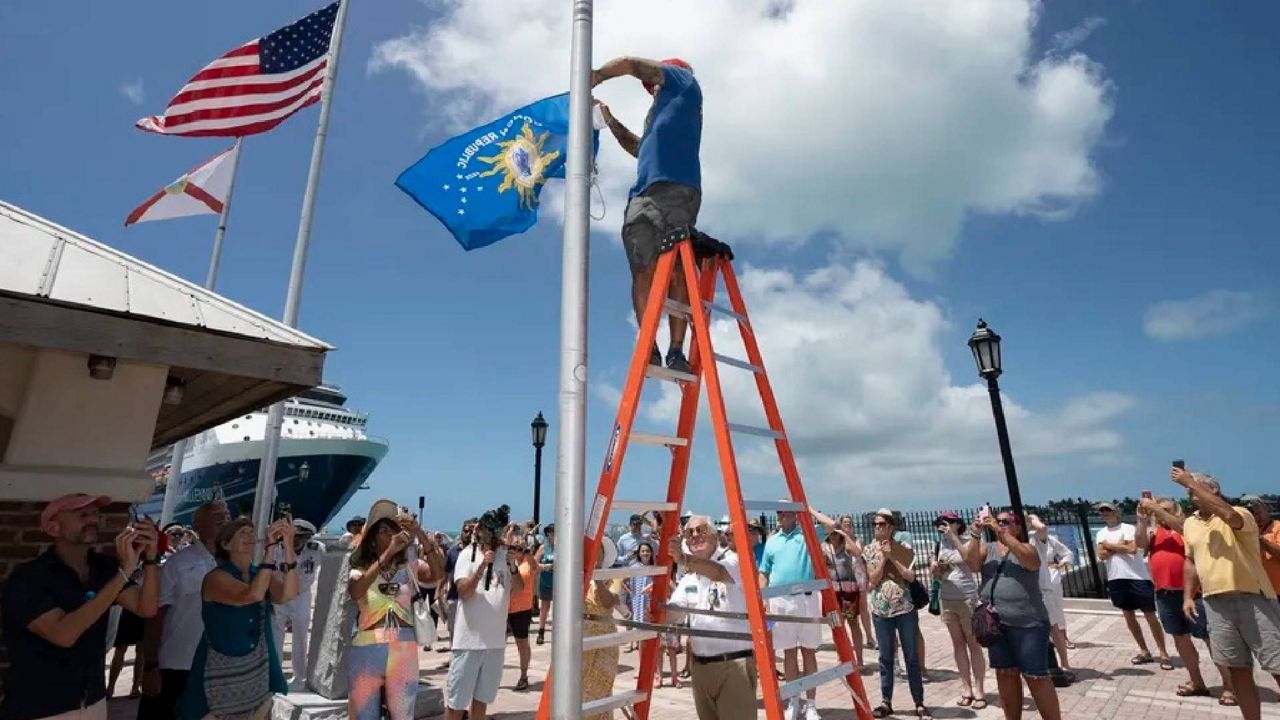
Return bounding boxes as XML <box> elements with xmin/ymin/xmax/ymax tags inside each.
<box><xmin>712</xmin><ymin>352</ymin><xmax>763</xmax><ymax>374</ymax></box>
<box><xmin>778</xmin><ymin>662</ymin><xmax>856</xmax><ymax>699</ymax></box>
<box><xmin>581</xmin><ymin>629</ymin><xmax>657</xmax><ymax>651</ymax></box>
<box><xmin>594</xmin><ymin>564</ymin><xmax>669</xmax><ymax>581</ymax></box>
<box><xmin>664</xmin><ymin>299</ymin><xmax>692</xmax><ymax>317</ymax></box>
<box><xmin>645</xmin><ymin>364</ymin><xmax>698</xmax><ymax>384</ymax></box>
<box><xmin>743</xmin><ymin>499</ymin><xmax>804</xmax><ymax>513</ymax></box>
<box><xmin>704</xmin><ymin>299</ymin><xmax>748</xmax><ymax>323</ymax></box>
<box><xmin>631</xmin><ymin>432</ymin><xmax>689</xmax><ymax>447</ymax></box>
<box><xmin>665</xmin><ymin>604</ymin><xmax>839</xmax><ymax>626</ymax></box>
<box><xmin>761</xmin><ymin>579</ymin><xmax>830</xmax><ymax>599</ymax></box>
<box><xmin>611</xmin><ymin>500</ymin><xmax>678</xmax><ymax>513</ymax></box>
<box><xmin>588</xmin><ymin>614</ymin><xmax>754</xmax><ymax>641</ymax></box>
<box><xmin>581</xmin><ymin>690</ymin><xmax>647</xmax><ymax>716</ymax></box>
<box><xmin>727</xmin><ymin>423</ymin><xmax>784</xmax><ymax>440</ymax></box>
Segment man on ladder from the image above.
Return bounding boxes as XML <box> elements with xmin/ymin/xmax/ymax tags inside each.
<box><xmin>593</xmin><ymin>55</ymin><xmax>702</xmax><ymax>373</ymax></box>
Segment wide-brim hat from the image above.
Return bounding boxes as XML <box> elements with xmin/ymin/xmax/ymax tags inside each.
<box><xmin>598</xmin><ymin>535</ymin><xmax>618</xmax><ymax>570</ymax></box>
<box><xmin>365</xmin><ymin>499</ymin><xmax>401</xmax><ymax>532</ymax></box>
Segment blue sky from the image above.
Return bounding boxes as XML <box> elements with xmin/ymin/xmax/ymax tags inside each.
<box><xmin>2</xmin><ymin>1</ymin><xmax>1277</xmax><ymax>533</ymax></box>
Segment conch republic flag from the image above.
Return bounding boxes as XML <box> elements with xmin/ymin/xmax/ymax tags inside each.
<box><xmin>125</xmin><ymin>144</ymin><xmax>239</xmax><ymax>226</ymax></box>
<box><xmin>396</xmin><ymin>93</ymin><xmax>599</xmax><ymax>250</ymax></box>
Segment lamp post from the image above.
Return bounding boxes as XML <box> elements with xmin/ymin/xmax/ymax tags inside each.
<box><xmin>530</xmin><ymin>412</ymin><xmax>549</xmax><ymax>525</ymax></box>
<box><xmin>968</xmin><ymin>319</ymin><xmax>1026</xmax><ymax>525</ymax></box>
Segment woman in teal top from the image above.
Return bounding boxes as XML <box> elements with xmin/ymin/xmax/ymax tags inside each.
<box><xmin>180</xmin><ymin>517</ymin><xmax>299</xmax><ymax>720</ymax></box>
<box><xmin>535</xmin><ymin>524</ymin><xmax>555</xmax><ymax>645</ymax></box>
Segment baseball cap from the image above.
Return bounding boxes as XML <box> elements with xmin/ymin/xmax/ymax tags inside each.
<box><xmin>41</xmin><ymin>493</ymin><xmax>111</xmax><ymax>531</ymax></box>
<box><xmin>629</xmin><ymin>514</ymin><xmax>644</xmax><ymax>524</ymax></box>
<box><xmin>935</xmin><ymin>511</ymin><xmax>962</xmax><ymax>525</ymax></box>
<box><xmin>293</xmin><ymin>518</ymin><xmax>318</xmax><ymax>534</ymax></box>
<box><xmin>1239</xmin><ymin>494</ymin><xmax>1265</xmax><ymax>507</ymax></box>
<box><xmin>873</xmin><ymin>507</ymin><xmax>896</xmax><ymax>524</ymax></box>
<box><xmin>1094</xmin><ymin>501</ymin><xmax>1117</xmax><ymax>512</ymax></box>
<box><xmin>643</xmin><ymin>57</ymin><xmax>695</xmax><ymax>94</ymax></box>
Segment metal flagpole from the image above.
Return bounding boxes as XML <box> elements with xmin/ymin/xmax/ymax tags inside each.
<box><xmin>250</xmin><ymin>0</ymin><xmax>351</xmax><ymax>559</ymax></box>
<box><xmin>551</xmin><ymin>1</ymin><xmax>593</xmax><ymax>717</ymax></box>
<box><xmin>160</xmin><ymin>137</ymin><xmax>244</xmax><ymax>527</ymax></box>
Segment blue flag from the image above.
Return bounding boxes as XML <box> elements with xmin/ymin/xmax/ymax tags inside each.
<box><xmin>396</xmin><ymin>93</ymin><xmax>597</xmax><ymax>251</ymax></box>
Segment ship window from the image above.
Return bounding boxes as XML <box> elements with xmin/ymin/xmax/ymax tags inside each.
<box><xmin>244</xmin><ymin>436</ymin><xmax>251</xmax><ymax>442</ymax></box>
<box><xmin>232</xmin><ymin>424</ymin><xmax>239</xmax><ymax>429</ymax></box>
<box><xmin>293</xmin><ymin>419</ymin><xmax>299</xmax><ymax>424</ymax></box>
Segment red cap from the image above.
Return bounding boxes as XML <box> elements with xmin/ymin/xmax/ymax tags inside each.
<box><xmin>644</xmin><ymin>58</ymin><xmax>694</xmax><ymax>95</ymax></box>
<box><xmin>41</xmin><ymin>493</ymin><xmax>111</xmax><ymax>534</ymax></box>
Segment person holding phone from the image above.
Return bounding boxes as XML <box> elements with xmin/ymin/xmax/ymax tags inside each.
<box><xmin>862</xmin><ymin>508</ymin><xmax>929</xmax><ymax>720</ymax></box>
<box><xmin>931</xmin><ymin>511</ymin><xmax>987</xmax><ymax>709</ymax></box>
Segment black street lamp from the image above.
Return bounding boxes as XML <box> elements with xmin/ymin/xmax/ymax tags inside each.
<box><xmin>968</xmin><ymin>319</ymin><xmax>1026</xmax><ymax>525</ymax></box>
<box><xmin>530</xmin><ymin>412</ymin><xmax>549</xmax><ymax>525</ymax></box>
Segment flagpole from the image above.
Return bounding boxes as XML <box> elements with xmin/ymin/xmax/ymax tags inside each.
<box><xmin>250</xmin><ymin>0</ymin><xmax>351</xmax><ymax>558</ymax></box>
<box><xmin>159</xmin><ymin>137</ymin><xmax>244</xmax><ymax>527</ymax></box>
<box><xmin>551</xmin><ymin>1</ymin><xmax>593</xmax><ymax>717</ymax></box>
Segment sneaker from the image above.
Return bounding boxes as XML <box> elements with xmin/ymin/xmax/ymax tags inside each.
<box><xmin>803</xmin><ymin>702</ymin><xmax>821</xmax><ymax>720</ymax></box>
<box><xmin>649</xmin><ymin>345</ymin><xmax>662</xmax><ymax>366</ymax></box>
<box><xmin>665</xmin><ymin>347</ymin><xmax>691</xmax><ymax>373</ymax></box>
<box><xmin>784</xmin><ymin>700</ymin><xmax>800</xmax><ymax>720</ymax></box>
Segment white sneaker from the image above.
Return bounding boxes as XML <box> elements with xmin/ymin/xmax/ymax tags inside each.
<box><xmin>803</xmin><ymin>702</ymin><xmax>821</xmax><ymax>720</ymax></box>
<box><xmin>784</xmin><ymin>699</ymin><xmax>800</xmax><ymax>720</ymax></box>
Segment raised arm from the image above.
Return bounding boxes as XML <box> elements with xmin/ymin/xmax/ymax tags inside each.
<box><xmin>596</xmin><ymin>103</ymin><xmax>641</xmax><ymax>158</ymax></box>
<box><xmin>266</xmin><ymin>521</ymin><xmax>299</xmax><ymax>604</ymax></box>
<box><xmin>809</xmin><ymin>508</ymin><xmax>838</xmax><ymax>533</ymax></box>
<box><xmin>592</xmin><ymin>56</ymin><xmax>665</xmax><ymax>89</ymax></box>
<box><xmin>1173</xmin><ymin>467</ymin><xmax>1243</xmax><ymax>529</ymax></box>
<box><xmin>203</xmin><ymin>567</ymin><xmax>273</xmax><ymax>607</ymax></box>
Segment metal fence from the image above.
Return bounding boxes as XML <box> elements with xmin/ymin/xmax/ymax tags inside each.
<box><xmin>756</xmin><ymin>504</ymin><xmax>1110</xmax><ymax>599</ymax></box>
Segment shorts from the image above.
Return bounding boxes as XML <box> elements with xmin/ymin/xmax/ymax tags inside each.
<box><xmin>114</xmin><ymin>609</ymin><xmax>144</xmax><ymax>647</ymax></box>
<box><xmin>1041</xmin><ymin>587</ymin><xmax>1067</xmax><ymax>629</ymax></box>
<box><xmin>508</xmin><ymin>609</ymin><xmax>533</xmax><ymax>639</ymax></box>
<box><xmin>940</xmin><ymin>597</ymin><xmax>977</xmax><ymax>642</ymax></box>
<box><xmin>1154</xmin><ymin>589</ymin><xmax>1208</xmax><ymax>639</ymax></box>
<box><xmin>621</xmin><ymin>182</ymin><xmax>701</xmax><ymax>274</ymax></box>
<box><xmin>986</xmin><ymin>623</ymin><xmax>1051</xmax><ymax>678</ymax></box>
<box><xmin>446</xmin><ymin>648</ymin><xmax>506</xmax><ymax>710</ymax></box>
<box><xmin>1203</xmin><ymin>592</ymin><xmax>1280</xmax><ymax>672</ymax></box>
<box><xmin>769</xmin><ymin>593</ymin><xmax>822</xmax><ymax>650</ymax></box>
<box><xmin>538</xmin><ymin>581</ymin><xmax>554</xmax><ymax>603</ymax></box>
<box><xmin>1107</xmin><ymin>578</ymin><xmax>1156</xmax><ymax>613</ymax></box>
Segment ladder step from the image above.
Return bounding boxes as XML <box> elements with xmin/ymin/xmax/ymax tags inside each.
<box><xmin>761</xmin><ymin>579</ymin><xmax>831</xmax><ymax>599</ymax></box>
<box><xmin>594</xmin><ymin>564</ymin><xmax>669</xmax><ymax>581</ymax></box>
<box><xmin>704</xmin><ymin>299</ymin><xmax>748</xmax><ymax>323</ymax></box>
<box><xmin>611</xmin><ymin>500</ymin><xmax>679</xmax><ymax>513</ymax></box>
<box><xmin>742</xmin><ymin>499</ymin><xmax>804</xmax><ymax>513</ymax></box>
<box><xmin>581</xmin><ymin>690</ymin><xmax>647</xmax><ymax>716</ymax></box>
<box><xmin>664</xmin><ymin>299</ymin><xmax>692</xmax><ymax>317</ymax></box>
<box><xmin>631</xmin><ymin>432</ymin><xmax>689</xmax><ymax>447</ymax></box>
<box><xmin>581</xmin><ymin>629</ymin><xmax>657</xmax><ymax>651</ymax></box>
<box><xmin>778</xmin><ymin>662</ymin><xmax>856</xmax><ymax>699</ymax></box>
<box><xmin>645</xmin><ymin>364</ymin><xmax>698</xmax><ymax>384</ymax></box>
<box><xmin>712</xmin><ymin>352</ymin><xmax>763</xmax><ymax>374</ymax></box>
<box><xmin>726</xmin><ymin>423</ymin><xmax>785</xmax><ymax>440</ymax></box>
<box><xmin>588</xmin><ymin>614</ymin><xmax>754</xmax><ymax>641</ymax></box>
<box><xmin>665</xmin><ymin>604</ymin><xmax>839</xmax><ymax>626</ymax></box>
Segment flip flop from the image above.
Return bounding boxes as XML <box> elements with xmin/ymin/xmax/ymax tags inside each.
<box><xmin>1130</xmin><ymin>654</ymin><xmax>1154</xmax><ymax>665</ymax></box>
<box><xmin>1159</xmin><ymin>658</ymin><xmax>1175</xmax><ymax>670</ymax></box>
<box><xmin>972</xmin><ymin>698</ymin><xmax>988</xmax><ymax>710</ymax></box>
<box><xmin>1175</xmin><ymin>683</ymin><xmax>1210</xmax><ymax>697</ymax></box>
<box><xmin>956</xmin><ymin>696</ymin><xmax>974</xmax><ymax>707</ymax></box>
<box><xmin>1219</xmin><ymin>691</ymin><xmax>1238</xmax><ymax>706</ymax></box>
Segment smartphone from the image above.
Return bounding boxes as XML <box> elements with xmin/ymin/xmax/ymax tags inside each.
<box><xmin>1172</xmin><ymin>459</ymin><xmax>1185</xmax><ymax>470</ymax></box>
<box><xmin>275</xmin><ymin>501</ymin><xmax>291</xmax><ymax>521</ymax></box>
<box><xmin>1141</xmin><ymin>490</ymin><xmax>1152</xmax><ymax>499</ymax></box>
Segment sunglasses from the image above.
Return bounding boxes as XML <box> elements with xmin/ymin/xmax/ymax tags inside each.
<box><xmin>997</xmin><ymin>519</ymin><xmax>1013</xmax><ymax>527</ymax></box>
<box><xmin>377</xmin><ymin>582</ymin><xmax>401</xmax><ymax>595</ymax></box>
<box><xmin>683</xmin><ymin>525</ymin><xmax>711</xmax><ymax>537</ymax></box>
<box><xmin>872</xmin><ymin>521</ymin><xmax>888</xmax><ymax>527</ymax></box>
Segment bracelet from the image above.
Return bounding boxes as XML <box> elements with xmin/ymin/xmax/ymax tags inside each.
<box><xmin>279</xmin><ymin>561</ymin><xmax>298</xmax><ymax>572</ymax></box>
<box><xmin>143</xmin><ymin>557</ymin><xmax>161</xmax><ymax>566</ymax></box>
<box><xmin>118</xmin><ymin>567</ymin><xmax>132</xmax><ymax>583</ymax></box>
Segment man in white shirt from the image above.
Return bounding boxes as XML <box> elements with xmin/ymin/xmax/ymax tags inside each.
<box><xmin>1094</xmin><ymin>501</ymin><xmax>1171</xmax><ymax>666</ymax></box>
<box><xmin>1029</xmin><ymin>514</ymin><xmax>1076</xmax><ymax>684</ymax></box>
<box><xmin>616</xmin><ymin>513</ymin><xmax>653</xmax><ymax>564</ymax></box>
<box><xmin>136</xmin><ymin>500</ymin><xmax>228</xmax><ymax>720</ymax></box>
<box><xmin>445</xmin><ymin>520</ymin><xmax>523</xmax><ymax>720</ymax></box>
<box><xmin>667</xmin><ymin>515</ymin><xmax>757</xmax><ymax>720</ymax></box>
<box><xmin>272</xmin><ymin>518</ymin><xmax>325</xmax><ymax>690</ymax></box>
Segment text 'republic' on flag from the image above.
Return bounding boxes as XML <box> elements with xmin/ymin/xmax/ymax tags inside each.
<box><xmin>136</xmin><ymin>2</ymin><xmax>339</xmax><ymax>138</ymax></box>
<box><xmin>395</xmin><ymin>93</ymin><xmax>599</xmax><ymax>251</ymax></box>
<box><xmin>125</xmin><ymin>144</ymin><xmax>239</xmax><ymax>226</ymax></box>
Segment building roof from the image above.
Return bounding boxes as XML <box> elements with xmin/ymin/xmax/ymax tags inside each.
<box><xmin>0</xmin><ymin>201</ymin><xmax>331</xmax><ymax>350</ymax></box>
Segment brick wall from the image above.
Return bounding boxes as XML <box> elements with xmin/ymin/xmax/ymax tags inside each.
<box><xmin>0</xmin><ymin>501</ymin><xmax>131</xmax><ymax>697</ymax></box>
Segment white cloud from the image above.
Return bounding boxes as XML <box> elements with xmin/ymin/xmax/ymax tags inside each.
<box><xmin>120</xmin><ymin>79</ymin><xmax>145</xmax><ymax>105</ymax></box>
<box><xmin>624</xmin><ymin>260</ymin><xmax>1134</xmax><ymax>505</ymax></box>
<box><xmin>1050</xmin><ymin>16</ymin><xmax>1106</xmax><ymax>53</ymax></box>
<box><xmin>371</xmin><ymin>0</ymin><xmax>1114</xmax><ymax>271</ymax></box>
<box><xmin>1143</xmin><ymin>290</ymin><xmax>1266</xmax><ymax>341</ymax></box>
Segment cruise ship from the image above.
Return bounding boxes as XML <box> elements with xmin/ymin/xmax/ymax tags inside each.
<box><xmin>139</xmin><ymin>385</ymin><xmax>389</xmax><ymax>529</ymax></box>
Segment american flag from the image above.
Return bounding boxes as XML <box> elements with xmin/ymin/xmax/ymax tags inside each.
<box><xmin>137</xmin><ymin>2</ymin><xmax>339</xmax><ymax>137</ymax></box>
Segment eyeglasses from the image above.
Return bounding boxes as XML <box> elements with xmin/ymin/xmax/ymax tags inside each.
<box><xmin>683</xmin><ymin>525</ymin><xmax>711</xmax><ymax>537</ymax></box>
<box><xmin>872</xmin><ymin>521</ymin><xmax>888</xmax><ymax>527</ymax></box>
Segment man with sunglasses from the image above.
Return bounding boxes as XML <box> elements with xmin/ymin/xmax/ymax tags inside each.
<box><xmin>667</xmin><ymin>515</ymin><xmax>756</xmax><ymax>720</ymax></box>
<box><xmin>760</xmin><ymin>506</ymin><xmax>822</xmax><ymax>720</ymax></box>
<box><xmin>1094</xmin><ymin>501</ymin><xmax>1171</xmax><ymax>668</ymax></box>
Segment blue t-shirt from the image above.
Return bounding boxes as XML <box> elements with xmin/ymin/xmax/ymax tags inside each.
<box><xmin>759</xmin><ymin>527</ymin><xmax>814</xmax><ymax>586</ymax></box>
<box><xmin>631</xmin><ymin>65</ymin><xmax>702</xmax><ymax>198</ymax></box>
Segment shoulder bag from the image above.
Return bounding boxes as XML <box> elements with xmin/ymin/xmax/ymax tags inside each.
<box><xmin>971</xmin><ymin>552</ymin><xmax>1009</xmax><ymax>648</ymax></box>
<box><xmin>406</xmin><ymin>549</ymin><xmax>439</xmax><ymax>648</ymax></box>
<box><xmin>927</xmin><ymin>541</ymin><xmax>943</xmax><ymax>616</ymax></box>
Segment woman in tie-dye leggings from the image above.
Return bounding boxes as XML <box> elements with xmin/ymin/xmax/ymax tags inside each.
<box><xmin>347</xmin><ymin>500</ymin><xmax>440</xmax><ymax>720</ymax></box>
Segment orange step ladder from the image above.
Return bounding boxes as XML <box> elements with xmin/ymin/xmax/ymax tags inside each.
<box><xmin>536</xmin><ymin>229</ymin><xmax>873</xmax><ymax>720</ymax></box>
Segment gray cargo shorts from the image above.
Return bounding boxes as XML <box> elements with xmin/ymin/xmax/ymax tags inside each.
<box><xmin>621</xmin><ymin>182</ymin><xmax>701</xmax><ymax>274</ymax></box>
<box><xmin>1203</xmin><ymin>591</ymin><xmax>1280</xmax><ymax>672</ymax></box>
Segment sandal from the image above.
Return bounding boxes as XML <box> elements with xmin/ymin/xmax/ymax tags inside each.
<box><xmin>1219</xmin><ymin>691</ymin><xmax>1238</xmax><ymax>706</ymax></box>
<box><xmin>515</xmin><ymin>675</ymin><xmax>529</xmax><ymax>692</ymax></box>
<box><xmin>956</xmin><ymin>696</ymin><xmax>974</xmax><ymax>707</ymax></box>
<box><xmin>915</xmin><ymin>705</ymin><xmax>932</xmax><ymax>720</ymax></box>
<box><xmin>1130</xmin><ymin>653</ymin><xmax>1154</xmax><ymax>665</ymax></box>
<box><xmin>972</xmin><ymin>698</ymin><xmax>988</xmax><ymax>710</ymax></box>
<box><xmin>872</xmin><ymin>702</ymin><xmax>893</xmax><ymax>718</ymax></box>
<box><xmin>1175</xmin><ymin>683</ymin><xmax>1210</xmax><ymax>697</ymax></box>
<box><xmin>536</xmin><ymin>631</ymin><xmax>545</xmax><ymax>646</ymax></box>
<box><xmin>1158</xmin><ymin>658</ymin><xmax>1174</xmax><ymax>670</ymax></box>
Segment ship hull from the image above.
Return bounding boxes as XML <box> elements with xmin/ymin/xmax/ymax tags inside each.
<box><xmin>139</xmin><ymin>436</ymin><xmax>386</xmax><ymax>529</ymax></box>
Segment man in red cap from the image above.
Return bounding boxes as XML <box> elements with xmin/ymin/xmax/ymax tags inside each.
<box><xmin>592</xmin><ymin>56</ymin><xmax>703</xmax><ymax>373</ymax></box>
<box><xmin>1</xmin><ymin>493</ymin><xmax>160</xmax><ymax>720</ymax></box>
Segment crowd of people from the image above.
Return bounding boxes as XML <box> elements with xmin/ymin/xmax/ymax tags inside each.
<box><xmin>1</xmin><ymin>463</ymin><xmax>1277</xmax><ymax>720</ymax></box>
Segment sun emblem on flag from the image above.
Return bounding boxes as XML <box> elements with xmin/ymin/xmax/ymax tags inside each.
<box><xmin>477</xmin><ymin>122</ymin><xmax>561</xmax><ymax>209</ymax></box>
<box><xmin>164</xmin><ymin>179</ymin><xmax>190</xmax><ymax>195</ymax></box>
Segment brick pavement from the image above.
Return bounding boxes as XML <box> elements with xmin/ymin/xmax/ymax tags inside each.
<box><xmin>107</xmin><ymin>608</ymin><xmax>1280</xmax><ymax>719</ymax></box>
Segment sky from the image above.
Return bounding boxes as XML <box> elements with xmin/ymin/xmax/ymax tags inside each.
<box><xmin>2</xmin><ymin>0</ymin><xmax>1278</xmax><ymax>533</ymax></box>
